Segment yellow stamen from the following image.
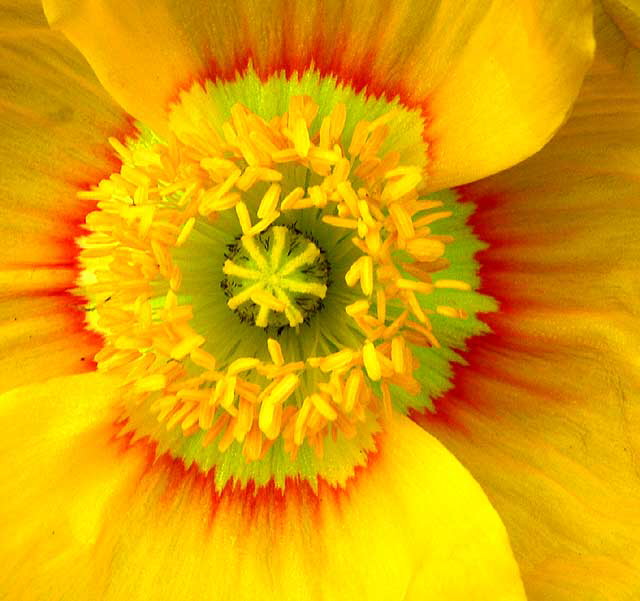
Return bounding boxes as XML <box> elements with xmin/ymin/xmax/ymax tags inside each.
<box><xmin>381</xmin><ymin>382</ymin><xmax>393</xmax><ymax>419</ymax></box>
<box><xmin>267</xmin><ymin>338</ymin><xmax>285</xmax><ymax>366</ymax></box>
<box><xmin>396</xmin><ymin>279</ymin><xmax>434</xmax><ymax>294</ymax></box>
<box><xmin>391</xmin><ymin>336</ymin><xmax>406</xmax><ymax>374</ymax></box>
<box><xmin>311</xmin><ymin>394</ymin><xmax>338</xmax><ymax>421</ymax></box>
<box><xmin>436</xmin><ymin>306</ymin><xmax>469</xmax><ymax>319</ymax></box>
<box><xmin>413</xmin><ymin>211</ymin><xmax>453</xmax><ymax>227</ymax></box>
<box><xmin>135</xmin><ymin>374</ymin><xmax>167</xmax><ymax>392</ymax></box>
<box><xmin>345</xmin><ymin>256</ymin><xmax>364</xmax><ymax>287</ymax></box>
<box><xmin>190</xmin><ymin>348</ymin><xmax>217</xmax><ymax>370</ymax></box>
<box><xmin>362</xmin><ymin>341</ymin><xmax>382</xmax><ymax>381</ymax></box>
<box><xmin>292</xmin><ymin>117</ymin><xmax>311</xmax><ymax>157</ymax></box>
<box><xmin>258</xmin><ymin>401</ymin><xmax>283</xmax><ymax>440</ymax></box>
<box><xmin>337</xmin><ymin>181</ymin><xmax>360</xmax><ymax>217</ymax></box>
<box><xmin>348</xmin><ymin>120</ymin><xmax>370</xmax><ymax>157</ymax></box>
<box><xmin>406</xmin><ymin>238</ymin><xmax>446</xmax><ymax>261</ymax></box>
<box><xmin>257</xmin><ymin>183</ymin><xmax>282</xmax><ymax>219</ymax></box>
<box><xmin>170</xmin><ymin>335</ymin><xmax>205</xmax><ymax>361</ymax></box>
<box><xmin>346</xmin><ymin>299</ymin><xmax>370</xmax><ymax>317</ymax></box>
<box><xmin>434</xmin><ymin>279</ymin><xmax>472</xmax><ymax>291</ymax></box>
<box><xmin>389</xmin><ymin>204</ymin><xmax>415</xmax><ymax>239</ymax></box>
<box><xmin>228</xmin><ymin>357</ymin><xmax>261</xmax><ymax>375</ymax></box>
<box><xmin>322</xmin><ymin>216</ymin><xmax>359</xmax><ymax>229</ymax></box>
<box><xmin>264</xmin><ymin>373</ymin><xmax>300</xmax><ymax>406</ymax></box>
<box><xmin>280</xmin><ymin>186</ymin><xmax>305</xmax><ymax>210</ymax></box>
<box><xmin>235</xmin><ymin>201</ymin><xmax>252</xmax><ymax>233</ymax></box>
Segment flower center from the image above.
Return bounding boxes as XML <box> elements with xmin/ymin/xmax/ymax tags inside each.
<box><xmin>75</xmin><ymin>68</ymin><xmax>492</xmax><ymax>488</ymax></box>
<box><xmin>222</xmin><ymin>225</ymin><xmax>329</xmax><ymax>329</ymax></box>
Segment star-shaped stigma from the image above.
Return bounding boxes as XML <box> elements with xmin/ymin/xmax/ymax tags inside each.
<box><xmin>222</xmin><ymin>225</ymin><xmax>329</xmax><ymax>329</ymax></box>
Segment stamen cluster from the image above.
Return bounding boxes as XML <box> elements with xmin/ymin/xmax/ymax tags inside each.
<box><xmin>78</xmin><ymin>92</ymin><xmax>470</xmax><ymax>461</ymax></box>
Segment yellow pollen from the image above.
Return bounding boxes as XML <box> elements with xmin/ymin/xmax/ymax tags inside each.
<box><xmin>78</xmin><ymin>92</ymin><xmax>470</xmax><ymax>462</ymax></box>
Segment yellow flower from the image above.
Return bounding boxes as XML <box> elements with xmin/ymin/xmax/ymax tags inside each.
<box><xmin>2</xmin><ymin>1</ymin><xmax>635</xmax><ymax>600</ymax></box>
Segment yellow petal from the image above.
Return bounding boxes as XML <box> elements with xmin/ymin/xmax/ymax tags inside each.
<box><xmin>42</xmin><ymin>0</ymin><xmax>204</xmax><ymax>133</ymax></box>
<box><xmin>0</xmin><ymin>372</ymin><xmax>148</xmax><ymax>598</ymax></box>
<box><xmin>418</xmin><ymin>7</ymin><xmax>640</xmax><ymax>599</ymax></box>
<box><xmin>425</xmin><ymin>0</ymin><xmax>594</xmax><ymax>191</ymax></box>
<box><xmin>98</xmin><ymin>415</ymin><xmax>525</xmax><ymax>600</ymax></box>
<box><xmin>1</xmin><ymin>2</ymin><xmax>126</xmax><ymax>263</ymax></box>
<box><xmin>43</xmin><ymin>0</ymin><xmax>593</xmax><ymax>189</ymax></box>
<box><xmin>0</xmin><ymin>295</ymin><xmax>101</xmax><ymax>394</ymax></box>
<box><xmin>0</xmin><ymin>2</ymin><xmax>128</xmax><ymax>391</ymax></box>
<box><xmin>419</xmin><ymin>331</ymin><xmax>640</xmax><ymax>600</ymax></box>
<box><xmin>0</xmin><ymin>390</ymin><xmax>526</xmax><ymax>601</ymax></box>
<box><xmin>603</xmin><ymin>0</ymin><xmax>640</xmax><ymax>47</ymax></box>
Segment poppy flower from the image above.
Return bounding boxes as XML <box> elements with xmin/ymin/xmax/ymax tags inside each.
<box><xmin>1</xmin><ymin>1</ymin><xmax>634</xmax><ymax>600</ymax></box>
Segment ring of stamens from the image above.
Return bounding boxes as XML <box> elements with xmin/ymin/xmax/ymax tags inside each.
<box><xmin>222</xmin><ymin>225</ymin><xmax>329</xmax><ymax>329</ymax></box>
<box><xmin>77</xmin><ymin>89</ymin><xmax>471</xmax><ymax>464</ymax></box>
